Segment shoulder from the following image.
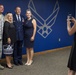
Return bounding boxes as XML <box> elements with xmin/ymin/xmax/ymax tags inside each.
<box><xmin>4</xmin><ymin>21</ymin><xmax>10</xmax><ymax>26</ymax></box>
<box><xmin>24</xmin><ymin>18</ymin><xmax>27</xmax><ymax>22</ymax></box>
<box><xmin>13</xmin><ymin>14</ymin><xmax>16</xmax><ymax>21</ymax></box>
<box><xmin>21</xmin><ymin>15</ymin><xmax>24</xmax><ymax>18</ymax></box>
<box><xmin>13</xmin><ymin>14</ymin><xmax>16</xmax><ymax>19</ymax></box>
<box><xmin>32</xmin><ymin>18</ymin><xmax>36</xmax><ymax>23</ymax></box>
<box><xmin>21</xmin><ymin>15</ymin><xmax>24</xmax><ymax>17</ymax></box>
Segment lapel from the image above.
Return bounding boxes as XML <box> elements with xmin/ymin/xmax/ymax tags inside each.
<box><xmin>13</xmin><ymin>14</ymin><xmax>22</xmax><ymax>22</ymax></box>
<box><xmin>15</xmin><ymin>14</ymin><xmax>18</xmax><ymax>21</ymax></box>
<box><xmin>20</xmin><ymin>15</ymin><xmax>22</xmax><ymax>21</ymax></box>
<box><xmin>13</xmin><ymin>14</ymin><xmax>17</xmax><ymax>22</ymax></box>
<box><xmin>16</xmin><ymin>14</ymin><xmax>22</xmax><ymax>22</ymax></box>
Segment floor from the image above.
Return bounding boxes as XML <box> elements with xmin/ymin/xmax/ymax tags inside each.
<box><xmin>0</xmin><ymin>48</ymin><xmax>71</xmax><ymax>75</ymax></box>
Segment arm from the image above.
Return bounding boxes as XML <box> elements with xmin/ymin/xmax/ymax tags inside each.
<box><xmin>4</xmin><ymin>22</ymin><xmax>11</xmax><ymax>43</ymax></box>
<box><xmin>4</xmin><ymin>22</ymin><xmax>10</xmax><ymax>38</ymax></box>
<box><xmin>32</xmin><ymin>19</ymin><xmax>37</xmax><ymax>37</ymax></box>
<box><xmin>31</xmin><ymin>19</ymin><xmax>37</xmax><ymax>41</ymax></box>
<box><xmin>67</xmin><ymin>20</ymin><xmax>76</xmax><ymax>35</ymax></box>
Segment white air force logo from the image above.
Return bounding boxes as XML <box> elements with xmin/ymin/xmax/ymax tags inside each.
<box><xmin>28</xmin><ymin>0</ymin><xmax>60</xmax><ymax>38</ymax></box>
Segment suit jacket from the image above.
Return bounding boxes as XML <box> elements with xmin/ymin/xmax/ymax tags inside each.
<box><xmin>13</xmin><ymin>14</ymin><xmax>24</xmax><ymax>41</ymax></box>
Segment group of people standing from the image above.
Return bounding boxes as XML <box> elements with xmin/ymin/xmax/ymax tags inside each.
<box><xmin>1</xmin><ymin>3</ymin><xmax>76</xmax><ymax>75</ymax></box>
<box><xmin>0</xmin><ymin>4</ymin><xmax>37</xmax><ymax>69</ymax></box>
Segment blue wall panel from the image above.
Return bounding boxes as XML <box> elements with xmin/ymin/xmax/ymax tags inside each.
<box><xmin>0</xmin><ymin>0</ymin><xmax>75</xmax><ymax>55</ymax></box>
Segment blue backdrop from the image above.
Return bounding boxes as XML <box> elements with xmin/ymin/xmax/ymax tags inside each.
<box><xmin>0</xmin><ymin>0</ymin><xmax>75</xmax><ymax>55</ymax></box>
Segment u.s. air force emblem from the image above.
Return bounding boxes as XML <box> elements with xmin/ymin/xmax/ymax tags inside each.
<box><xmin>28</xmin><ymin>0</ymin><xmax>60</xmax><ymax>38</ymax></box>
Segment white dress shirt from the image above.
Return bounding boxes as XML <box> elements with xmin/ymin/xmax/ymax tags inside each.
<box><xmin>16</xmin><ymin>14</ymin><xmax>21</xmax><ymax>21</ymax></box>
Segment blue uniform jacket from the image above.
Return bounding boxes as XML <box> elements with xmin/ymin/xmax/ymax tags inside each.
<box><xmin>13</xmin><ymin>14</ymin><xmax>24</xmax><ymax>41</ymax></box>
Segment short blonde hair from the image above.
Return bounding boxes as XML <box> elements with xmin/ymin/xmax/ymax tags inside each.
<box><xmin>4</xmin><ymin>13</ymin><xmax>13</xmax><ymax>23</ymax></box>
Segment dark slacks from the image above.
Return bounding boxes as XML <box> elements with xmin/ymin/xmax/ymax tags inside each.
<box><xmin>13</xmin><ymin>41</ymin><xmax>23</xmax><ymax>63</ymax></box>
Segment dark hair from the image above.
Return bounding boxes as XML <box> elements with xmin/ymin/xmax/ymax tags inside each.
<box><xmin>6</xmin><ymin>12</ymin><xmax>12</xmax><ymax>14</ymax></box>
<box><xmin>5</xmin><ymin>12</ymin><xmax>12</xmax><ymax>15</ymax></box>
<box><xmin>0</xmin><ymin>4</ymin><xmax>3</xmax><ymax>6</ymax></box>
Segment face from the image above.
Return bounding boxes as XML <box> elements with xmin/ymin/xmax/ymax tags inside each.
<box><xmin>26</xmin><ymin>11</ymin><xmax>32</xmax><ymax>18</ymax></box>
<box><xmin>8</xmin><ymin>14</ymin><xmax>13</xmax><ymax>22</ymax></box>
<box><xmin>0</xmin><ymin>5</ymin><xmax>4</xmax><ymax>13</ymax></box>
<box><xmin>15</xmin><ymin>7</ymin><xmax>21</xmax><ymax>15</ymax></box>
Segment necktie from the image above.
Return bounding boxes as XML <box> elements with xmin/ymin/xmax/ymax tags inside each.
<box><xmin>18</xmin><ymin>15</ymin><xmax>20</xmax><ymax>21</ymax></box>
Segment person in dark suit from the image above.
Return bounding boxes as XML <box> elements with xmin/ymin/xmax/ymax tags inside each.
<box><xmin>13</xmin><ymin>7</ymin><xmax>24</xmax><ymax>66</ymax></box>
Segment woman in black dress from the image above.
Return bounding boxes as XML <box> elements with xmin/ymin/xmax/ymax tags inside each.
<box><xmin>67</xmin><ymin>16</ymin><xmax>76</xmax><ymax>75</ymax></box>
<box><xmin>23</xmin><ymin>9</ymin><xmax>37</xmax><ymax>66</ymax></box>
<box><xmin>3</xmin><ymin>13</ymin><xmax>16</xmax><ymax>69</ymax></box>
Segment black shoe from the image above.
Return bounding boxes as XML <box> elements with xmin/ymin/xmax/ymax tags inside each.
<box><xmin>18</xmin><ymin>61</ymin><xmax>23</xmax><ymax>65</ymax></box>
<box><xmin>14</xmin><ymin>62</ymin><xmax>19</xmax><ymax>66</ymax></box>
<box><xmin>6</xmin><ymin>65</ymin><xmax>13</xmax><ymax>69</ymax></box>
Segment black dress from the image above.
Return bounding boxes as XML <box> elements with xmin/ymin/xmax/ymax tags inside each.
<box><xmin>23</xmin><ymin>18</ymin><xmax>34</xmax><ymax>48</ymax></box>
<box><xmin>3</xmin><ymin>21</ymin><xmax>16</xmax><ymax>55</ymax></box>
<box><xmin>67</xmin><ymin>33</ymin><xmax>76</xmax><ymax>71</ymax></box>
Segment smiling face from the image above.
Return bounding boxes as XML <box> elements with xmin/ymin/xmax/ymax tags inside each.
<box><xmin>15</xmin><ymin>7</ymin><xmax>21</xmax><ymax>15</ymax></box>
<box><xmin>7</xmin><ymin>13</ymin><xmax>13</xmax><ymax>22</ymax></box>
<box><xmin>26</xmin><ymin>10</ymin><xmax>32</xmax><ymax>19</ymax></box>
<box><xmin>0</xmin><ymin>5</ymin><xmax>4</xmax><ymax>14</ymax></box>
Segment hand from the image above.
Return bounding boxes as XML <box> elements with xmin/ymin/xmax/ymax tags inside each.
<box><xmin>67</xmin><ymin>17</ymin><xmax>76</xmax><ymax>23</ymax></box>
<box><xmin>67</xmin><ymin>19</ymin><xmax>71</xmax><ymax>25</ymax></box>
<box><xmin>7</xmin><ymin>38</ymin><xmax>11</xmax><ymax>44</ymax></box>
<box><xmin>67</xmin><ymin>18</ymin><xmax>70</xmax><ymax>22</ymax></box>
<box><xmin>30</xmin><ymin>36</ymin><xmax>34</xmax><ymax>41</ymax></box>
<box><xmin>71</xmin><ymin>17</ymin><xmax>76</xmax><ymax>23</ymax></box>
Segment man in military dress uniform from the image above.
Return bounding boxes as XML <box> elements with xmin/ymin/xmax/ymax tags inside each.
<box><xmin>0</xmin><ymin>4</ymin><xmax>4</xmax><ymax>70</ymax></box>
<box><xmin>13</xmin><ymin>7</ymin><xmax>24</xmax><ymax>65</ymax></box>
